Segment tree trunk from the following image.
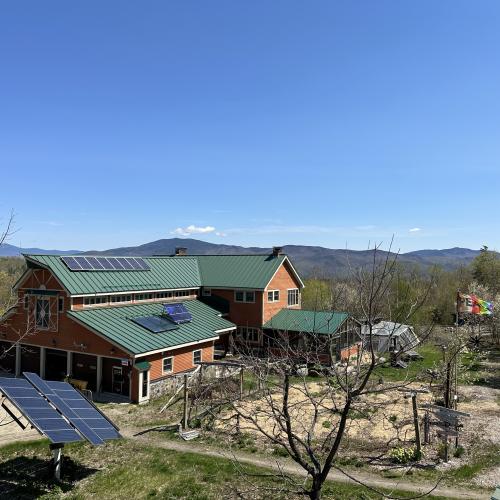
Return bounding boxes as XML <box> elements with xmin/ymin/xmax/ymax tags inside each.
<box><xmin>308</xmin><ymin>475</ymin><xmax>323</xmax><ymax>500</ymax></box>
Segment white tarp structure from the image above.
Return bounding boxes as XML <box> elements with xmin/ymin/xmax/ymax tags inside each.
<box><xmin>361</xmin><ymin>321</ymin><xmax>420</xmax><ymax>353</ymax></box>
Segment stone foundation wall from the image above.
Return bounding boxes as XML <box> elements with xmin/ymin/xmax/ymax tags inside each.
<box><xmin>149</xmin><ymin>365</ymin><xmax>242</xmax><ymax>400</ymax></box>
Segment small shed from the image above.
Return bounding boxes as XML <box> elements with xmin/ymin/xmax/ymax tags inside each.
<box><xmin>361</xmin><ymin>321</ymin><xmax>419</xmax><ymax>354</ymax></box>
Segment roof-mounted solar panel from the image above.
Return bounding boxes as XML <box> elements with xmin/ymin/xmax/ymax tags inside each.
<box><xmin>99</xmin><ymin>257</ymin><xmax>114</xmax><ymax>270</ymax></box>
<box><xmin>131</xmin><ymin>315</ymin><xmax>179</xmax><ymax>333</ymax></box>
<box><xmin>61</xmin><ymin>256</ymin><xmax>150</xmax><ymax>272</ymax></box>
<box><xmin>135</xmin><ymin>258</ymin><xmax>150</xmax><ymax>270</ymax></box>
<box><xmin>164</xmin><ymin>303</ymin><xmax>192</xmax><ymax>324</ymax></box>
<box><xmin>85</xmin><ymin>256</ymin><xmax>105</xmax><ymax>270</ymax></box>
<box><xmin>61</xmin><ymin>256</ymin><xmax>82</xmax><ymax>270</ymax></box>
<box><xmin>74</xmin><ymin>256</ymin><xmax>93</xmax><ymax>270</ymax></box>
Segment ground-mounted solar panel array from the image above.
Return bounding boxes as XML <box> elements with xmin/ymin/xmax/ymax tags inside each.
<box><xmin>164</xmin><ymin>303</ymin><xmax>193</xmax><ymax>324</ymax></box>
<box><xmin>0</xmin><ymin>373</ymin><xmax>121</xmax><ymax>445</ymax></box>
<box><xmin>61</xmin><ymin>256</ymin><xmax>150</xmax><ymax>271</ymax></box>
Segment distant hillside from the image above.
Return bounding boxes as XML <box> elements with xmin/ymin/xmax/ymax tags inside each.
<box><xmin>0</xmin><ymin>238</ymin><xmax>483</xmax><ymax>277</ymax></box>
<box><xmin>84</xmin><ymin>238</ymin><xmax>482</xmax><ymax>277</ymax></box>
<box><xmin>0</xmin><ymin>244</ymin><xmax>82</xmax><ymax>257</ymax></box>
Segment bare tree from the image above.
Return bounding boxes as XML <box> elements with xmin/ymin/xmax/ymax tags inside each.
<box><xmin>0</xmin><ymin>210</ymin><xmax>38</xmax><ymax>373</ymax></box>
<box><xmin>216</xmin><ymin>243</ymin><xmax>437</xmax><ymax>499</ymax></box>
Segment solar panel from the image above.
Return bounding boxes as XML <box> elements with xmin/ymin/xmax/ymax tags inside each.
<box><xmin>106</xmin><ymin>257</ymin><xmax>124</xmax><ymax>270</ymax></box>
<box><xmin>0</xmin><ymin>378</ymin><xmax>83</xmax><ymax>444</ymax></box>
<box><xmin>23</xmin><ymin>373</ymin><xmax>121</xmax><ymax>445</ymax></box>
<box><xmin>132</xmin><ymin>315</ymin><xmax>179</xmax><ymax>333</ymax></box>
<box><xmin>164</xmin><ymin>303</ymin><xmax>192</xmax><ymax>324</ymax></box>
<box><xmin>99</xmin><ymin>257</ymin><xmax>114</xmax><ymax>270</ymax></box>
<box><xmin>74</xmin><ymin>256</ymin><xmax>93</xmax><ymax>270</ymax></box>
<box><xmin>85</xmin><ymin>256</ymin><xmax>105</xmax><ymax>270</ymax></box>
<box><xmin>120</xmin><ymin>258</ymin><xmax>134</xmax><ymax>270</ymax></box>
<box><xmin>61</xmin><ymin>256</ymin><xmax>150</xmax><ymax>271</ymax></box>
<box><xmin>61</xmin><ymin>256</ymin><xmax>82</xmax><ymax>270</ymax></box>
<box><xmin>135</xmin><ymin>258</ymin><xmax>150</xmax><ymax>270</ymax></box>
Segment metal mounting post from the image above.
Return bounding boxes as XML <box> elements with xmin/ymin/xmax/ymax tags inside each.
<box><xmin>50</xmin><ymin>443</ymin><xmax>64</xmax><ymax>480</ymax></box>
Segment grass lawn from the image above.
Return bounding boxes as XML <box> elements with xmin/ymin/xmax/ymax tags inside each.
<box><xmin>373</xmin><ymin>344</ymin><xmax>442</xmax><ymax>382</ymax></box>
<box><xmin>0</xmin><ymin>438</ymin><xmax>449</xmax><ymax>499</ymax></box>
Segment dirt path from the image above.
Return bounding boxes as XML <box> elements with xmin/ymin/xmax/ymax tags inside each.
<box><xmin>123</xmin><ymin>428</ymin><xmax>489</xmax><ymax>499</ymax></box>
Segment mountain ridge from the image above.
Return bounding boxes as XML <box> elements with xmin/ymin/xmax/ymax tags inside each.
<box><xmin>0</xmin><ymin>239</ymin><xmax>483</xmax><ymax>277</ymax></box>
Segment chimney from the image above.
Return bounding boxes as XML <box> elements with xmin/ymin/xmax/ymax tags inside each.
<box><xmin>175</xmin><ymin>247</ymin><xmax>187</xmax><ymax>256</ymax></box>
<box><xmin>272</xmin><ymin>246</ymin><xmax>283</xmax><ymax>257</ymax></box>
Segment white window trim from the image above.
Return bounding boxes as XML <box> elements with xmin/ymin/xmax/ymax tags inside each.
<box><xmin>287</xmin><ymin>288</ymin><xmax>300</xmax><ymax>307</ymax></box>
<box><xmin>162</xmin><ymin>356</ymin><xmax>174</xmax><ymax>374</ymax></box>
<box><xmin>193</xmin><ymin>349</ymin><xmax>202</xmax><ymax>364</ymax></box>
<box><xmin>234</xmin><ymin>290</ymin><xmax>256</xmax><ymax>303</ymax></box>
<box><xmin>267</xmin><ymin>290</ymin><xmax>280</xmax><ymax>303</ymax></box>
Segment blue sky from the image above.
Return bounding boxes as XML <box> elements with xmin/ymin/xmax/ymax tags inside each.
<box><xmin>1</xmin><ymin>1</ymin><xmax>499</xmax><ymax>253</ymax></box>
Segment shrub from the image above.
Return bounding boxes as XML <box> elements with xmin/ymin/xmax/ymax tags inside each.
<box><xmin>453</xmin><ymin>445</ymin><xmax>465</xmax><ymax>458</ymax></box>
<box><xmin>322</xmin><ymin>420</ymin><xmax>332</xmax><ymax>429</ymax></box>
<box><xmin>390</xmin><ymin>446</ymin><xmax>422</xmax><ymax>464</ymax></box>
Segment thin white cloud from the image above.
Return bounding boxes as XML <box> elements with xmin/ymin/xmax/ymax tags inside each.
<box><xmin>171</xmin><ymin>225</ymin><xmax>216</xmax><ymax>237</ymax></box>
<box><xmin>215</xmin><ymin>232</ymin><xmax>227</xmax><ymax>237</ymax></box>
<box><xmin>37</xmin><ymin>221</ymin><xmax>64</xmax><ymax>227</ymax></box>
<box><xmin>409</xmin><ymin>227</ymin><xmax>421</xmax><ymax>232</ymax></box>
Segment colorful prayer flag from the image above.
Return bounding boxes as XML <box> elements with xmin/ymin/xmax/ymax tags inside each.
<box><xmin>457</xmin><ymin>293</ymin><xmax>494</xmax><ymax>315</ymax></box>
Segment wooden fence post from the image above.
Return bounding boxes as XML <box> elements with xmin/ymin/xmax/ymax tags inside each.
<box><xmin>411</xmin><ymin>392</ymin><xmax>421</xmax><ymax>454</ymax></box>
<box><xmin>183</xmin><ymin>374</ymin><xmax>189</xmax><ymax>429</ymax></box>
<box><xmin>239</xmin><ymin>367</ymin><xmax>244</xmax><ymax>399</ymax></box>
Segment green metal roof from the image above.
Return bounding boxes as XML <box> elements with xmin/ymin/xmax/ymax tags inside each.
<box><xmin>22</xmin><ymin>253</ymin><xmax>300</xmax><ymax>294</ymax></box>
<box><xmin>197</xmin><ymin>254</ymin><xmax>288</xmax><ymax>289</ymax></box>
<box><xmin>67</xmin><ymin>300</ymin><xmax>235</xmax><ymax>355</ymax></box>
<box><xmin>263</xmin><ymin>309</ymin><xmax>349</xmax><ymax>336</ymax></box>
<box><xmin>134</xmin><ymin>360</ymin><xmax>151</xmax><ymax>371</ymax></box>
<box><xmin>23</xmin><ymin>255</ymin><xmax>201</xmax><ymax>295</ymax></box>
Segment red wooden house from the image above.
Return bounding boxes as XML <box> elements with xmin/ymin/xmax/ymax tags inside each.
<box><xmin>0</xmin><ymin>247</ymin><xmax>303</xmax><ymax>403</ymax></box>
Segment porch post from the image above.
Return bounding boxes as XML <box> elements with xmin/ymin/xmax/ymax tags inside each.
<box><xmin>40</xmin><ymin>347</ymin><xmax>46</xmax><ymax>378</ymax></box>
<box><xmin>96</xmin><ymin>356</ymin><xmax>102</xmax><ymax>393</ymax></box>
<box><xmin>66</xmin><ymin>351</ymin><xmax>72</xmax><ymax>378</ymax></box>
<box><xmin>15</xmin><ymin>343</ymin><xmax>21</xmax><ymax>377</ymax></box>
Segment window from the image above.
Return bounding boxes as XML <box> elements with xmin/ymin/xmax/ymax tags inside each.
<box><xmin>237</xmin><ymin>326</ymin><xmax>260</xmax><ymax>343</ymax></box>
<box><xmin>84</xmin><ymin>296</ymin><xmax>109</xmax><ymax>306</ymax></box>
<box><xmin>24</xmin><ymin>294</ymin><xmax>29</xmax><ymax>309</ymax></box>
<box><xmin>58</xmin><ymin>297</ymin><xmax>64</xmax><ymax>313</ymax></box>
<box><xmin>110</xmin><ymin>295</ymin><xmax>131</xmax><ymax>304</ymax></box>
<box><xmin>35</xmin><ymin>298</ymin><xmax>50</xmax><ymax>329</ymax></box>
<box><xmin>267</xmin><ymin>290</ymin><xmax>280</xmax><ymax>302</ymax></box>
<box><xmin>174</xmin><ymin>290</ymin><xmax>192</xmax><ymax>298</ymax></box>
<box><xmin>287</xmin><ymin>289</ymin><xmax>299</xmax><ymax>306</ymax></box>
<box><xmin>193</xmin><ymin>349</ymin><xmax>202</xmax><ymax>364</ymax></box>
<box><xmin>135</xmin><ymin>293</ymin><xmax>153</xmax><ymax>302</ymax></box>
<box><xmin>156</xmin><ymin>291</ymin><xmax>173</xmax><ymax>300</ymax></box>
<box><xmin>202</xmin><ymin>288</ymin><xmax>211</xmax><ymax>297</ymax></box>
<box><xmin>162</xmin><ymin>357</ymin><xmax>173</xmax><ymax>374</ymax></box>
<box><xmin>234</xmin><ymin>291</ymin><xmax>255</xmax><ymax>303</ymax></box>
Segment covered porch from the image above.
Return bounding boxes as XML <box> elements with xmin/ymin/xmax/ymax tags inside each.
<box><xmin>0</xmin><ymin>341</ymin><xmax>136</xmax><ymax>402</ymax></box>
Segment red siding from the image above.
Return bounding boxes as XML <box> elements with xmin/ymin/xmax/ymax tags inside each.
<box><xmin>263</xmin><ymin>261</ymin><xmax>301</xmax><ymax>323</ymax></box>
<box><xmin>211</xmin><ymin>289</ymin><xmax>264</xmax><ymax>327</ymax></box>
<box><xmin>146</xmin><ymin>342</ymin><xmax>214</xmax><ymax>381</ymax></box>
